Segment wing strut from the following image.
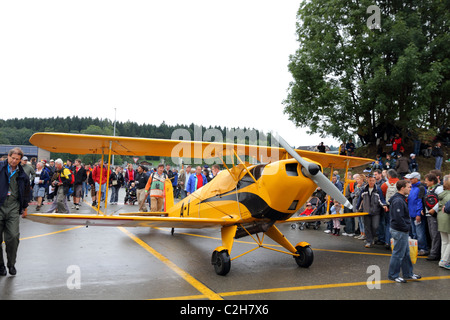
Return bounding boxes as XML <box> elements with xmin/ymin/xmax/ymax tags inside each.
<box><xmin>96</xmin><ymin>151</ymin><xmax>105</xmax><ymax>215</ymax></box>
<box><xmin>103</xmin><ymin>140</ymin><xmax>113</xmax><ymax>216</ymax></box>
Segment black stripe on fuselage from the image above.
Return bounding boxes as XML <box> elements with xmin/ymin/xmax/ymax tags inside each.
<box><xmin>199</xmin><ymin>190</ymin><xmax>290</xmax><ymax>220</ymax></box>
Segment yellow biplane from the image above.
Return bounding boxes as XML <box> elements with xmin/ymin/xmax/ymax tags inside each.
<box><xmin>27</xmin><ymin>132</ymin><xmax>371</xmax><ymax>275</ymax></box>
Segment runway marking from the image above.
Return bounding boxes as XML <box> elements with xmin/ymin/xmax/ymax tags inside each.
<box><xmin>118</xmin><ymin>227</ymin><xmax>223</xmax><ymax>301</ymax></box>
<box><xmin>157</xmin><ymin>275</ymin><xmax>450</xmax><ymax>300</ymax></box>
<box><xmin>19</xmin><ymin>226</ymin><xmax>83</xmax><ymax>241</ymax></box>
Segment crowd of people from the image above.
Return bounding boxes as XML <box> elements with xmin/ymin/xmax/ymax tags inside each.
<box><xmin>332</xmin><ymin>132</ymin><xmax>449</xmax><ymax>173</ymax></box>
<box><xmin>10</xmin><ymin>156</ymin><xmax>223</xmax><ymax>215</ymax></box>
<box><xmin>303</xmin><ymin>165</ymin><xmax>450</xmax><ymax>274</ymax></box>
<box><xmin>300</xmin><ymin>133</ymin><xmax>450</xmax><ymax>281</ymax></box>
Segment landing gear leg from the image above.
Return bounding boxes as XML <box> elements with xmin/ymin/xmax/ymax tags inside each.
<box><xmin>265</xmin><ymin>225</ymin><xmax>314</xmax><ymax>268</ymax></box>
<box><xmin>211</xmin><ymin>225</ymin><xmax>237</xmax><ymax>276</ymax></box>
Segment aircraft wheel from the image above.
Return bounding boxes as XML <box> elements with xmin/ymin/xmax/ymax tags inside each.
<box><xmin>211</xmin><ymin>250</ymin><xmax>231</xmax><ymax>276</ymax></box>
<box><xmin>294</xmin><ymin>245</ymin><xmax>314</xmax><ymax>268</ymax></box>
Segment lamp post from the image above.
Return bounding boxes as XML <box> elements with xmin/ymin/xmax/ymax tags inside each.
<box><xmin>112</xmin><ymin>107</ymin><xmax>117</xmax><ymax>166</ymax></box>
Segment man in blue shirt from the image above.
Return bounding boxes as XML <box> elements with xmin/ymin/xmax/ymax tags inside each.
<box><xmin>186</xmin><ymin>166</ymin><xmax>207</xmax><ymax>195</ymax></box>
<box><xmin>332</xmin><ymin>175</ymin><xmax>343</xmax><ymax>192</ymax></box>
<box><xmin>405</xmin><ymin>172</ymin><xmax>428</xmax><ymax>255</ymax></box>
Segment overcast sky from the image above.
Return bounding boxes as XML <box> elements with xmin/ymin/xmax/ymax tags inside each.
<box><xmin>0</xmin><ymin>0</ymin><xmax>339</xmax><ymax>148</ymax></box>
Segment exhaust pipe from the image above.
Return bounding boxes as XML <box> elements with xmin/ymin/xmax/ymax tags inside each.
<box><xmin>234</xmin><ymin>222</ymin><xmax>274</xmax><ymax>239</ymax></box>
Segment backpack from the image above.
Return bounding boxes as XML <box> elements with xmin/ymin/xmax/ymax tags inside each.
<box><xmin>424</xmin><ymin>186</ymin><xmax>439</xmax><ymax>211</ymax></box>
<box><xmin>385</xmin><ymin>181</ymin><xmax>397</xmax><ymax>205</ymax></box>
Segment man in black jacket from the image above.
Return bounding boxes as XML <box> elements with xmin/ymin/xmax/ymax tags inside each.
<box><xmin>135</xmin><ymin>165</ymin><xmax>149</xmax><ymax>212</ymax></box>
<box><xmin>72</xmin><ymin>159</ymin><xmax>87</xmax><ymax>210</ymax></box>
<box><xmin>432</xmin><ymin>142</ymin><xmax>444</xmax><ymax>171</ymax></box>
<box><xmin>0</xmin><ymin>148</ymin><xmax>30</xmax><ymax>276</ymax></box>
<box><xmin>388</xmin><ymin>180</ymin><xmax>421</xmax><ymax>283</ymax></box>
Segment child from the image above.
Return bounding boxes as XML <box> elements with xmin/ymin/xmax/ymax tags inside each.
<box><xmin>330</xmin><ymin>200</ymin><xmax>342</xmax><ymax>235</ymax></box>
<box><xmin>300</xmin><ymin>203</ymin><xmax>315</xmax><ymax>216</ymax></box>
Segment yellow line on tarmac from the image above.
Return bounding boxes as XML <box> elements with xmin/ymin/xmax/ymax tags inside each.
<box><xmin>118</xmin><ymin>227</ymin><xmax>223</xmax><ymax>301</ymax></box>
<box><xmin>20</xmin><ymin>226</ymin><xmax>83</xmax><ymax>241</ymax></box>
<box><xmin>158</xmin><ymin>275</ymin><xmax>450</xmax><ymax>300</ymax></box>
<box><xmin>220</xmin><ymin>275</ymin><xmax>450</xmax><ymax>298</ymax></box>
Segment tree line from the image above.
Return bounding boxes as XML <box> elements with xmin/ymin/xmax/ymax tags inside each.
<box><xmin>0</xmin><ymin>117</ymin><xmax>273</xmax><ymax>166</ymax></box>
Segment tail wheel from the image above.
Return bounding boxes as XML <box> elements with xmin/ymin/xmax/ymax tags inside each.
<box><xmin>211</xmin><ymin>250</ymin><xmax>231</xmax><ymax>276</ymax></box>
<box><xmin>294</xmin><ymin>245</ymin><xmax>314</xmax><ymax>268</ymax></box>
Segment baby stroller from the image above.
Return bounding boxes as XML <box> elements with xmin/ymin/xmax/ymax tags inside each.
<box><xmin>124</xmin><ymin>183</ymin><xmax>137</xmax><ymax>205</ymax></box>
<box><xmin>291</xmin><ymin>197</ymin><xmax>324</xmax><ymax>230</ymax></box>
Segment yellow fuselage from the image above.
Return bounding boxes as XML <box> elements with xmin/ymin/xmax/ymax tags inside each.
<box><xmin>166</xmin><ymin>159</ymin><xmax>319</xmax><ymax>224</ymax></box>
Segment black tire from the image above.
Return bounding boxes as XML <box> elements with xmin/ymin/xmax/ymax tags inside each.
<box><xmin>211</xmin><ymin>250</ymin><xmax>231</xmax><ymax>276</ymax></box>
<box><xmin>294</xmin><ymin>245</ymin><xmax>314</xmax><ymax>268</ymax></box>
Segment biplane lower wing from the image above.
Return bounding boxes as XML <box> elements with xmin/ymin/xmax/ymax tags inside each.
<box><xmin>26</xmin><ymin>213</ymin><xmax>240</xmax><ymax>228</ymax></box>
<box><xmin>27</xmin><ymin>211</ymin><xmax>368</xmax><ymax>228</ymax></box>
<box><xmin>280</xmin><ymin>212</ymin><xmax>369</xmax><ymax>223</ymax></box>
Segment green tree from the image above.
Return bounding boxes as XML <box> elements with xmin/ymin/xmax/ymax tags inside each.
<box><xmin>284</xmin><ymin>0</ymin><xmax>450</xmax><ymax>144</ymax></box>
<box><xmin>81</xmin><ymin>124</ymin><xmax>115</xmax><ymax>136</ymax></box>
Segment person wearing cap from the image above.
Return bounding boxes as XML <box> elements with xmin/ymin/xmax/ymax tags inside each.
<box><xmin>437</xmin><ymin>176</ymin><xmax>450</xmax><ymax>269</ymax></box>
<box><xmin>405</xmin><ymin>172</ymin><xmax>429</xmax><ymax>256</ymax></box>
<box><xmin>409</xmin><ymin>153</ymin><xmax>419</xmax><ymax>173</ymax></box>
<box><xmin>145</xmin><ymin>164</ymin><xmax>166</xmax><ymax>212</ymax></box>
<box><xmin>48</xmin><ymin>159</ymin><xmax>55</xmax><ymax>175</ymax></box>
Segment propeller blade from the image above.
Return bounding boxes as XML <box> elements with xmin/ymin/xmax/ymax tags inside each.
<box><xmin>275</xmin><ymin>135</ymin><xmax>353</xmax><ymax>210</ymax></box>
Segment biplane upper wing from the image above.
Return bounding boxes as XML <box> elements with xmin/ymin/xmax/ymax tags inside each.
<box><xmin>26</xmin><ymin>213</ymin><xmax>241</xmax><ymax>228</ymax></box>
<box><xmin>29</xmin><ymin>132</ymin><xmax>372</xmax><ymax>169</ymax></box>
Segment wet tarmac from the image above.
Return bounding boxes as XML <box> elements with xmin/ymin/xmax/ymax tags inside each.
<box><xmin>1</xmin><ymin>189</ymin><xmax>449</xmax><ymax>301</ymax></box>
